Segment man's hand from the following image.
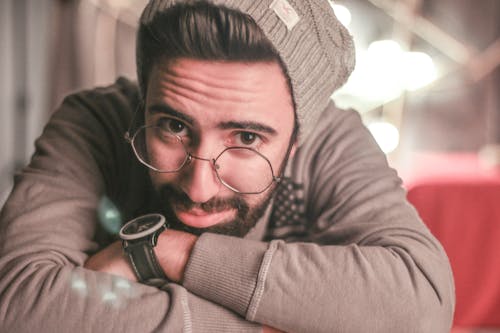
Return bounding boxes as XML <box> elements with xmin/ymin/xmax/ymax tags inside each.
<box><xmin>84</xmin><ymin>241</ymin><xmax>137</xmax><ymax>281</ymax></box>
<box><xmin>84</xmin><ymin>229</ymin><xmax>197</xmax><ymax>283</ymax></box>
<box><xmin>155</xmin><ymin>229</ymin><xmax>197</xmax><ymax>283</ymax></box>
<box><xmin>85</xmin><ymin>232</ymin><xmax>287</xmax><ymax>331</ymax></box>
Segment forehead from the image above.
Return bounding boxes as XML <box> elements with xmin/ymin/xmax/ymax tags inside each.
<box><xmin>145</xmin><ymin>58</ymin><xmax>295</xmax><ymax>134</ymax></box>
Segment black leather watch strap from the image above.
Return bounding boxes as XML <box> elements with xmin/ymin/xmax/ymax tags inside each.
<box><xmin>124</xmin><ymin>240</ymin><xmax>167</xmax><ymax>285</ymax></box>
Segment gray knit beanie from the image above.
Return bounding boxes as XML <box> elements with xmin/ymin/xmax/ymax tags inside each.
<box><xmin>138</xmin><ymin>0</ymin><xmax>355</xmax><ymax>143</ymax></box>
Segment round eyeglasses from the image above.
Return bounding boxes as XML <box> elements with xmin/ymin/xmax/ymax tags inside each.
<box><xmin>125</xmin><ymin>125</ymin><xmax>282</xmax><ymax>194</ymax></box>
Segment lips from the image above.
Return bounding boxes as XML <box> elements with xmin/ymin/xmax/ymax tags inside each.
<box><xmin>173</xmin><ymin>206</ymin><xmax>237</xmax><ymax>229</ymax></box>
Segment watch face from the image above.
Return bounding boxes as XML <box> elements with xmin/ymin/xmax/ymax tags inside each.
<box><xmin>119</xmin><ymin>214</ymin><xmax>166</xmax><ymax>240</ymax></box>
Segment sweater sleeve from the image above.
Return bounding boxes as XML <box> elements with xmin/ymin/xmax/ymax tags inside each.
<box><xmin>0</xmin><ymin>80</ymin><xmax>260</xmax><ymax>333</ymax></box>
<box><xmin>182</xmin><ymin>104</ymin><xmax>455</xmax><ymax>332</ymax></box>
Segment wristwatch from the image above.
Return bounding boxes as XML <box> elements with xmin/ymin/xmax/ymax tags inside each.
<box><xmin>119</xmin><ymin>213</ymin><xmax>168</xmax><ymax>285</ymax></box>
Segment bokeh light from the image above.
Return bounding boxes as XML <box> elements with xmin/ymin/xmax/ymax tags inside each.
<box><xmin>331</xmin><ymin>3</ymin><xmax>352</xmax><ymax>27</ymax></box>
<box><xmin>102</xmin><ymin>291</ymin><xmax>118</xmax><ymax>302</ymax></box>
<box><xmin>368</xmin><ymin>121</ymin><xmax>400</xmax><ymax>154</ymax></box>
<box><xmin>98</xmin><ymin>196</ymin><xmax>123</xmax><ymax>234</ymax></box>
<box><xmin>334</xmin><ymin>39</ymin><xmax>438</xmax><ymax>113</ymax></box>
<box><xmin>401</xmin><ymin>51</ymin><xmax>437</xmax><ymax>91</ymax></box>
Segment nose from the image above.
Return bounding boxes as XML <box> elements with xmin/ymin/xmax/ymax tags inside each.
<box><xmin>180</xmin><ymin>155</ymin><xmax>221</xmax><ymax>203</ymax></box>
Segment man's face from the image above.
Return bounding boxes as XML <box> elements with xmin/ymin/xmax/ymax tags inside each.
<box><xmin>144</xmin><ymin>58</ymin><xmax>295</xmax><ymax>236</ymax></box>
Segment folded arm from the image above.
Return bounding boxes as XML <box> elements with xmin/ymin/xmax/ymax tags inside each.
<box><xmin>177</xmin><ymin>106</ymin><xmax>456</xmax><ymax>332</ymax></box>
<box><xmin>0</xmin><ymin>81</ymin><xmax>263</xmax><ymax>332</ymax></box>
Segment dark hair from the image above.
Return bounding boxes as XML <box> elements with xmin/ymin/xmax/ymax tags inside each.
<box><xmin>136</xmin><ymin>1</ymin><xmax>298</xmax><ymax>140</ymax></box>
<box><xmin>138</xmin><ymin>2</ymin><xmax>285</xmax><ymax>96</ymax></box>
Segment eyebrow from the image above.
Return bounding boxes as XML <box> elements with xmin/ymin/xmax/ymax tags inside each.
<box><xmin>147</xmin><ymin>103</ymin><xmax>277</xmax><ymax>135</ymax></box>
<box><xmin>147</xmin><ymin>104</ymin><xmax>194</xmax><ymax>126</ymax></box>
<box><xmin>218</xmin><ymin>121</ymin><xmax>277</xmax><ymax>136</ymax></box>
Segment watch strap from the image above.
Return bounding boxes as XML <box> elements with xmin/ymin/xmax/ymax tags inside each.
<box><xmin>124</xmin><ymin>240</ymin><xmax>167</xmax><ymax>285</ymax></box>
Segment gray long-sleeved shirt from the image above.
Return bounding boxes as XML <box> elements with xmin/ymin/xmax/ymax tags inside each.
<box><xmin>0</xmin><ymin>78</ymin><xmax>455</xmax><ymax>332</ymax></box>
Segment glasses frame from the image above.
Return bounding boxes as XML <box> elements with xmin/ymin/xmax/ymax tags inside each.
<box><xmin>125</xmin><ymin>124</ymin><xmax>282</xmax><ymax>195</ymax></box>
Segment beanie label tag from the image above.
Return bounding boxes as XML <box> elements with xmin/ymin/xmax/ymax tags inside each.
<box><xmin>270</xmin><ymin>0</ymin><xmax>300</xmax><ymax>31</ymax></box>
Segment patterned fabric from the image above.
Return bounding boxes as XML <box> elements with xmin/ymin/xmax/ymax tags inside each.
<box><xmin>267</xmin><ymin>177</ymin><xmax>307</xmax><ymax>240</ymax></box>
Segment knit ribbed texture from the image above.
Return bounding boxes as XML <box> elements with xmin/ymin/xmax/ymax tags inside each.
<box><xmin>138</xmin><ymin>0</ymin><xmax>355</xmax><ymax>143</ymax></box>
<box><xmin>188</xmin><ymin>291</ymin><xmax>262</xmax><ymax>332</ymax></box>
<box><xmin>246</xmin><ymin>240</ymin><xmax>280</xmax><ymax>321</ymax></box>
<box><xmin>183</xmin><ymin>233</ymin><xmax>270</xmax><ymax>317</ymax></box>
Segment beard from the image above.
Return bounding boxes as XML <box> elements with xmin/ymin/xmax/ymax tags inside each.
<box><xmin>154</xmin><ymin>183</ymin><xmax>275</xmax><ymax>237</ymax></box>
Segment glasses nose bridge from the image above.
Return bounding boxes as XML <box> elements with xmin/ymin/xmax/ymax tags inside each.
<box><xmin>185</xmin><ymin>150</ymin><xmax>217</xmax><ymax>169</ymax></box>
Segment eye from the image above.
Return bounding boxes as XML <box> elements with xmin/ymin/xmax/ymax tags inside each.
<box><xmin>157</xmin><ymin>118</ymin><xmax>189</xmax><ymax>136</ymax></box>
<box><xmin>234</xmin><ymin>131</ymin><xmax>262</xmax><ymax>147</ymax></box>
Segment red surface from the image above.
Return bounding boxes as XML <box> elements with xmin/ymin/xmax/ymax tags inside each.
<box><xmin>401</xmin><ymin>153</ymin><xmax>500</xmax><ymax>328</ymax></box>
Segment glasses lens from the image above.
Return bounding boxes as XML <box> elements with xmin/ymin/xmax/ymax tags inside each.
<box><xmin>132</xmin><ymin>126</ymin><xmax>187</xmax><ymax>172</ymax></box>
<box><xmin>215</xmin><ymin>147</ymin><xmax>275</xmax><ymax>194</ymax></box>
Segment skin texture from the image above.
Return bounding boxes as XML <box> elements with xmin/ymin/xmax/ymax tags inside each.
<box><xmin>145</xmin><ymin>58</ymin><xmax>295</xmax><ymax>233</ymax></box>
<box><xmin>85</xmin><ymin>58</ymin><xmax>295</xmax><ymax>331</ymax></box>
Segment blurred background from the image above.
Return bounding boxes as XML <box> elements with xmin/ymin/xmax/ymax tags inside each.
<box><xmin>0</xmin><ymin>0</ymin><xmax>499</xmax><ymax>331</ymax></box>
<box><xmin>0</xmin><ymin>0</ymin><xmax>499</xmax><ymax>199</ymax></box>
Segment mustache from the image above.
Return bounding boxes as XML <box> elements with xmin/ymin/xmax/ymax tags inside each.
<box><xmin>159</xmin><ymin>184</ymin><xmax>247</xmax><ymax>213</ymax></box>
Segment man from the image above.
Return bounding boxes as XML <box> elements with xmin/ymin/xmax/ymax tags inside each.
<box><xmin>0</xmin><ymin>0</ymin><xmax>454</xmax><ymax>332</ymax></box>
